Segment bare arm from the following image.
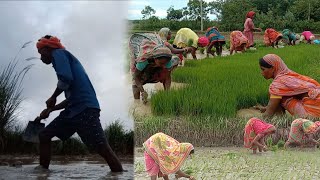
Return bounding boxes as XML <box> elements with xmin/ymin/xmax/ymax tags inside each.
<box><xmin>51</xmin><ymin>99</ymin><xmax>69</xmax><ymax>111</ymax></box>
<box><xmin>46</xmin><ymin>87</ymin><xmax>64</xmax><ymax>108</ymax></box>
<box><xmin>175</xmin><ymin>169</ymin><xmax>194</xmax><ymax>179</ymax></box>
<box><xmin>251</xmin><ymin>134</ymin><xmax>265</xmax><ymax>149</ymax></box>
<box><xmin>191</xmin><ymin>47</ymin><xmax>197</xmax><ymax>60</ymax></box>
<box><xmin>163</xmin><ymin>71</ymin><xmax>172</xmax><ymax>90</ymax></box>
<box><xmin>206</xmin><ymin>42</ymin><xmax>215</xmax><ymax>56</ymax></box>
<box><xmin>133</xmin><ymin>70</ymin><xmax>145</xmax><ymax>93</ymax></box>
<box><xmin>166</xmin><ymin>43</ymin><xmax>187</xmax><ymax>54</ymax></box>
<box><xmin>263</xmin><ymin>98</ymin><xmax>283</xmax><ymax>118</ymax></box>
<box><xmin>51</xmin><ymin>87</ymin><xmax>64</xmax><ymax>99</ymax></box>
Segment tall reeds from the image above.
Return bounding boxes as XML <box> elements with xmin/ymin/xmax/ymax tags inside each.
<box><xmin>0</xmin><ymin>42</ymin><xmax>33</xmax><ymax>150</ymax></box>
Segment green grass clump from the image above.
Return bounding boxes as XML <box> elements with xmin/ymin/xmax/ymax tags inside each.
<box><xmin>150</xmin><ymin>45</ymin><xmax>320</xmax><ymax>118</ymax></box>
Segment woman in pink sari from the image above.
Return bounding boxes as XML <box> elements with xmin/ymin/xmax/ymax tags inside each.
<box><xmin>243</xmin><ymin>11</ymin><xmax>262</xmax><ymax>48</ymax></box>
<box><xmin>256</xmin><ymin>54</ymin><xmax>320</xmax><ymax>118</ymax></box>
<box><xmin>244</xmin><ymin>117</ymin><xmax>276</xmax><ymax>154</ymax></box>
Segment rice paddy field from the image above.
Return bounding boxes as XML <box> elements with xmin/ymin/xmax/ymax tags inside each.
<box><xmin>151</xmin><ymin>44</ymin><xmax>320</xmax><ymax>117</ymax></box>
<box><xmin>134</xmin><ymin>44</ymin><xmax>320</xmax><ymax>145</ymax></box>
<box><xmin>134</xmin><ymin>147</ymin><xmax>320</xmax><ymax>179</ymax></box>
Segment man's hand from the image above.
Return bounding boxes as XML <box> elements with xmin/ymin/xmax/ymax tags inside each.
<box><xmin>46</xmin><ymin>96</ymin><xmax>56</xmax><ymax>108</ymax></box>
<box><xmin>39</xmin><ymin>108</ymin><xmax>53</xmax><ymax>120</ymax></box>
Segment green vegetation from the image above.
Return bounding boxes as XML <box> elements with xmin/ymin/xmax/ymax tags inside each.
<box><xmin>150</xmin><ymin>45</ymin><xmax>320</xmax><ymax>117</ymax></box>
<box><xmin>131</xmin><ymin>0</ymin><xmax>320</xmax><ymax>33</ymax></box>
<box><xmin>135</xmin><ymin>147</ymin><xmax>320</xmax><ymax>179</ymax></box>
<box><xmin>1</xmin><ymin>121</ymin><xmax>134</xmax><ymax>155</ymax></box>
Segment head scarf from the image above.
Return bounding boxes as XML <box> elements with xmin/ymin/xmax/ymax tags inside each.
<box><xmin>263</xmin><ymin>54</ymin><xmax>320</xmax><ymax>99</ymax></box>
<box><xmin>302</xmin><ymin>119</ymin><xmax>319</xmax><ymax>134</ymax></box>
<box><xmin>246</xmin><ymin>11</ymin><xmax>255</xmax><ymax>19</ymax></box>
<box><xmin>262</xmin><ymin>54</ymin><xmax>290</xmax><ymax>78</ymax></box>
<box><xmin>36</xmin><ymin>36</ymin><xmax>65</xmax><ymax>50</ymax></box>
<box><xmin>158</xmin><ymin>28</ymin><xmax>171</xmax><ymax>41</ymax></box>
<box><xmin>198</xmin><ymin>36</ymin><xmax>209</xmax><ymax>47</ymax></box>
<box><xmin>143</xmin><ymin>132</ymin><xmax>194</xmax><ymax>175</ymax></box>
<box><xmin>136</xmin><ymin>39</ymin><xmax>172</xmax><ymax>62</ymax></box>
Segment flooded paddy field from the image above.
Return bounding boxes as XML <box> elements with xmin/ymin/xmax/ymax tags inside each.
<box><xmin>0</xmin><ymin>155</ymin><xmax>133</xmax><ymax>180</ymax></box>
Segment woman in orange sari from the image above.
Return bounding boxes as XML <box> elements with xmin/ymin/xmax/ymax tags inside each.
<box><xmin>229</xmin><ymin>31</ymin><xmax>249</xmax><ymax>55</ymax></box>
<box><xmin>263</xmin><ymin>28</ymin><xmax>283</xmax><ymax>48</ymax></box>
<box><xmin>143</xmin><ymin>132</ymin><xmax>195</xmax><ymax>180</ymax></box>
<box><xmin>257</xmin><ymin>54</ymin><xmax>320</xmax><ymax>118</ymax></box>
<box><xmin>244</xmin><ymin>117</ymin><xmax>276</xmax><ymax>154</ymax></box>
<box><xmin>243</xmin><ymin>11</ymin><xmax>262</xmax><ymax>48</ymax></box>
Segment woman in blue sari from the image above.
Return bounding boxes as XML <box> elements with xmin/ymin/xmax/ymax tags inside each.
<box><xmin>205</xmin><ymin>27</ymin><xmax>226</xmax><ymax>57</ymax></box>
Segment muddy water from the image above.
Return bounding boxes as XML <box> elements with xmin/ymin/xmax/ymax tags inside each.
<box><xmin>0</xmin><ymin>156</ymin><xmax>133</xmax><ymax>180</ymax></box>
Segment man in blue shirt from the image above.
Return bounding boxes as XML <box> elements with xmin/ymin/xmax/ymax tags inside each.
<box><xmin>35</xmin><ymin>35</ymin><xmax>123</xmax><ymax>172</ymax></box>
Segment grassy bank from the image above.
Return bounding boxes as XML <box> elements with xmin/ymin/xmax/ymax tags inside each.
<box><xmin>134</xmin><ymin>115</ymin><xmax>295</xmax><ymax>147</ymax></box>
<box><xmin>1</xmin><ymin>121</ymin><xmax>134</xmax><ymax>156</ymax></box>
<box><xmin>151</xmin><ymin>44</ymin><xmax>320</xmax><ymax>117</ymax></box>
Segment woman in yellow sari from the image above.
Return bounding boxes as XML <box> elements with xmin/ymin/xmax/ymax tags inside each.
<box><xmin>143</xmin><ymin>132</ymin><xmax>195</xmax><ymax>180</ymax></box>
<box><xmin>173</xmin><ymin>28</ymin><xmax>209</xmax><ymax>60</ymax></box>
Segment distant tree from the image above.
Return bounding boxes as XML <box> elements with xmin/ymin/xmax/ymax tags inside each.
<box><xmin>207</xmin><ymin>0</ymin><xmax>224</xmax><ymax>21</ymax></box>
<box><xmin>290</xmin><ymin>0</ymin><xmax>320</xmax><ymax>21</ymax></box>
<box><xmin>186</xmin><ymin>0</ymin><xmax>210</xmax><ymax>21</ymax></box>
<box><xmin>219</xmin><ymin>0</ymin><xmax>254</xmax><ymax>31</ymax></box>
<box><xmin>167</xmin><ymin>6</ymin><xmax>183</xmax><ymax>20</ymax></box>
<box><xmin>141</xmin><ymin>5</ymin><xmax>156</xmax><ymax>19</ymax></box>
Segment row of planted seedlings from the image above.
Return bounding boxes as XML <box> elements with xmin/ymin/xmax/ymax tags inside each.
<box><xmin>135</xmin><ymin>45</ymin><xmax>320</xmax><ymax>146</ymax></box>
<box><xmin>151</xmin><ymin>45</ymin><xmax>320</xmax><ymax>117</ymax></box>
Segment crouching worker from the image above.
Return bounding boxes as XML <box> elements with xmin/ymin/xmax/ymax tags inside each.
<box><xmin>143</xmin><ymin>132</ymin><xmax>195</xmax><ymax>180</ymax></box>
<box><xmin>264</xmin><ymin>28</ymin><xmax>283</xmax><ymax>48</ymax></box>
<box><xmin>129</xmin><ymin>33</ymin><xmax>180</xmax><ymax>104</ymax></box>
<box><xmin>244</xmin><ymin>117</ymin><xmax>276</xmax><ymax>154</ymax></box>
<box><xmin>35</xmin><ymin>35</ymin><xmax>123</xmax><ymax>172</ymax></box>
<box><xmin>285</xmin><ymin>119</ymin><xmax>320</xmax><ymax>148</ymax></box>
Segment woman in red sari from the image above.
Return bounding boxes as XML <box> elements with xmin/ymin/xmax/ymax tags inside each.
<box><xmin>256</xmin><ymin>54</ymin><xmax>320</xmax><ymax>118</ymax></box>
<box><xmin>243</xmin><ymin>11</ymin><xmax>262</xmax><ymax>48</ymax></box>
<box><xmin>263</xmin><ymin>28</ymin><xmax>283</xmax><ymax>48</ymax></box>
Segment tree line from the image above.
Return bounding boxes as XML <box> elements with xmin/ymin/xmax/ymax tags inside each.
<box><xmin>130</xmin><ymin>0</ymin><xmax>320</xmax><ymax>33</ymax></box>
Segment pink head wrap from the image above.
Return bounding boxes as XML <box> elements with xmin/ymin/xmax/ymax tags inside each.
<box><xmin>246</xmin><ymin>11</ymin><xmax>255</xmax><ymax>19</ymax></box>
<box><xmin>198</xmin><ymin>37</ymin><xmax>209</xmax><ymax>47</ymax></box>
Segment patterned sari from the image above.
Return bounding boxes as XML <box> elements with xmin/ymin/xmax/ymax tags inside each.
<box><xmin>205</xmin><ymin>27</ymin><xmax>225</xmax><ymax>46</ymax></box>
<box><xmin>263</xmin><ymin>28</ymin><xmax>282</xmax><ymax>46</ymax></box>
<box><xmin>159</xmin><ymin>28</ymin><xmax>170</xmax><ymax>42</ymax></box>
<box><xmin>128</xmin><ymin>33</ymin><xmax>179</xmax><ymax>85</ymax></box>
<box><xmin>282</xmin><ymin>29</ymin><xmax>296</xmax><ymax>42</ymax></box>
<box><xmin>287</xmin><ymin>118</ymin><xmax>320</xmax><ymax>143</ymax></box>
<box><xmin>230</xmin><ymin>31</ymin><xmax>249</xmax><ymax>51</ymax></box>
<box><xmin>262</xmin><ymin>54</ymin><xmax>320</xmax><ymax>118</ymax></box>
<box><xmin>244</xmin><ymin>118</ymin><xmax>274</xmax><ymax>149</ymax></box>
<box><xmin>143</xmin><ymin>132</ymin><xmax>194</xmax><ymax>175</ymax></box>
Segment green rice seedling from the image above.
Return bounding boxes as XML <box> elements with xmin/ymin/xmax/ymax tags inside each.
<box><xmin>198</xmin><ymin>47</ymin><xmax>205</xmax><ymax>54</ymax></box>
<box><xmin>187</xmin><ymin>39</ymin><xmax>194</xmax><ymax>47</ymax></box>
<box><xmin>277</xmin><ymin>140</ymin><xmax>285</xmax><ymax>148</ymax></box>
